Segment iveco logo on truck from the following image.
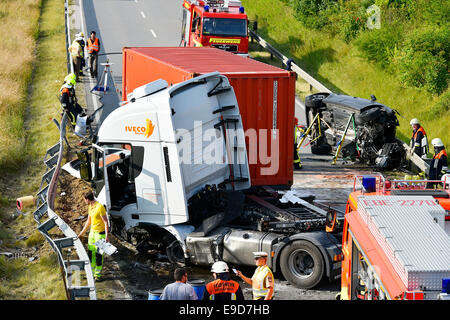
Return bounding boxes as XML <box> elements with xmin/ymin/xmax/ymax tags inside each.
<box><xmin>125</xmin><ymin>119</ymin><xmax>155</xmax><ymax>138</ymax></box>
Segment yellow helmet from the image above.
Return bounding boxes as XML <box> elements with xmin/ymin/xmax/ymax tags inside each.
<box><xmin>64</xmin><ymin>73</ymin><xmax>76</xmax><ymax>83</ymax></box>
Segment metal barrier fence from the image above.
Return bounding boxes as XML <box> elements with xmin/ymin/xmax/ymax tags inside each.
<box><xmin>30</xmin><ymin>0</ymin><xmax>96</xmax><ymax>300</ymax></box>
<box><xmin>33</xmin><ymin>114</ymin><xmax>96</xmax><ymax>300</ymax></box>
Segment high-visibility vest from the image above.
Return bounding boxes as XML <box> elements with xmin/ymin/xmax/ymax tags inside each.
<box><xmin>430</xmin><ymin>149</ymin><xmax>448</xmax><ymax>179</ymax></box>
<box><xmin>87</xmin><ymin>37</ymin><xmax>99</xmax><ymax>53</ymax></box>
<box><xmin>205</xmin><ymin>279</ymin><xmax>240</xmax><ymax>300</ymax></box>
<box><xmin>434</xmin><ymin>149</ymin><xmax>447</xmax><ymax>160</ymax></box>
<box><xmin>411</xmin><ymin>126</ymin><xmax>428</xmax><ymax>153</ymax></box>
<box><xmin>251</xmin><ymin>265</ymin><xmax>273</xmax><ymax>300</ymax></box>
<box><xmin>69</xmin><ymin>40</ymin><xmax>82</xmax><ymax>57</ymax></box>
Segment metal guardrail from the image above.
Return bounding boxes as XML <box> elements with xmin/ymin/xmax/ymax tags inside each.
<box><xmin>30</xmin><ymin>0</ymin><xmax>96</xmax><ymax>300</ymax></box>
<box><xmin>248</xmin><ymin>27</ymin><xmax>331</xmax><ymax>94</ymax></box>
<box><xmin>33</xmin><ymin>114</ymin><xmax>96</xmax><ymax>300</ymax></box>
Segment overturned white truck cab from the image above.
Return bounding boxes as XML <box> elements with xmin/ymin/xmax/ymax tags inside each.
<box><xmin>68</xmin><ymin>73</ymin><xmax>343</xmax><ymax>289</ymax></box>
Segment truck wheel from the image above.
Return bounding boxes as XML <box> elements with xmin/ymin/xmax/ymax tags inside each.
<box><xmin>279</xmin><ymin>240</ymin><xmax>325</xmax><ymax>289</ymax></box>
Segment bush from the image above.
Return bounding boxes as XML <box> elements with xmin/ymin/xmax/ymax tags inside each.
<box><xmin>393</xmin><ymin>27</ymin><xmax>449</xmax><ymax>95</ymax></box>
<box><xmin>291</xmin><ymin>0</ymin><xmax>337</xmax><ymax>29</ymax></box>
<box><xmin>429</xmin><ymin>90</ymin><xmax>450</xmax><ymax>118</ymax></box>
<box><xmin>355</xmin><ymin>26</ymin><xmax>402</xmax><ymax>68</ymax></box>
<box><xmin>338</xmin><ymin>9</ymin><xmax>367</xmax><ymax>43</ymax></box>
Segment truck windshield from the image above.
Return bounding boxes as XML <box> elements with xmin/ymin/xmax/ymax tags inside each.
<box><xmin>202</xmin><ymin>18</ymin><xmax>247</xmax><ymax>37</ymax></box>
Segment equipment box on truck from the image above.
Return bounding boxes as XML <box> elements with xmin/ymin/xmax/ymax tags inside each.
<box><xmin>122</xmin><ymin>47</ymin><xmax>296</xmax><ymax>186</ymax></box>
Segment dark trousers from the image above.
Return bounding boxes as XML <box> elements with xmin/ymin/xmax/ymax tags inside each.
<box><xmin>89</xmin><ymin>53</ymin><xmax>98</xmax><ymax>78</ymax></box>
<box><xmin>294</xmin><ymin>144</ymin><xmax>301</xmax><ymax>169</ymax></box>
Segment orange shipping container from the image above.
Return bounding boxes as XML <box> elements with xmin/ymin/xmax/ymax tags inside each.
<box><xmin>122</xmin><ymin>47</ymin><xmax>296</xmax><ymax>187</ymax></box>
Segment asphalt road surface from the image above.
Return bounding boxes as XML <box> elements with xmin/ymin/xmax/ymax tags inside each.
<box><xmin>71</xmin><ymin>0</ymin><xmax>183</xmax><ymax>129</ymax></box>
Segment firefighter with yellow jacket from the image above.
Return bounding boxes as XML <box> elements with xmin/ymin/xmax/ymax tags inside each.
<box><xmin>236</xmin><ymin>252</ymin><xmax>274</xmax><ymax>300</ymax></box>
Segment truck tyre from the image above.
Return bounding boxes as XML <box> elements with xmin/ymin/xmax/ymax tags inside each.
<box><xmin>304</xmin><ymin>93</ymin><xmax>330</xmax><ymax>109</ymax></box>
<box><xmin>279</xmin><ymin>240</ymin><xmax>325</xmax><ymax>289</ymax></box>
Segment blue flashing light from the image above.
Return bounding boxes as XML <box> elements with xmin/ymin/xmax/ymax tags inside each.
<box><xmin>239</xmin><ymin>6</ymin><xmax>245</xmax><ymax>13</ymax></box>
<box><xmin>204</xmin><ymin>5</ymin><xmax>209</xmax><ymax>12</ymax></box>
<box><xmin>362</xmin><ymin>176</ymin><xmax>376</xmax><ymax>193</ymax></box>
<box><xmin>443</xmin><ymin>278</ymin><xmax>450</xmax><ymax>294</ymax></box>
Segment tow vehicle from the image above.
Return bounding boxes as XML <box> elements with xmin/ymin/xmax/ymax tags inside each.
<box><xmin>339</xmin><ymin>174</ymin><xmax>450</xmax><ymax>300</ymax></box>
<box><xmin>65</xmin><ymin>72</ymin><xmax>343</xmax><ymax>289</ymax></box>
<box><xmin>180</xmin><ymin>0</ymin><xmax>249</xmax><ymax>55</ymax></box>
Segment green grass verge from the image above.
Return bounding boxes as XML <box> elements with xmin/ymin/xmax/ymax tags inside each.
<box><xmin>0</xmin><ymin>0</ymin><xmax>70</xmax><ymax>300</ymax></box>
<box><xmin>242</xmin><ymin>0</ymin><xmax>449</xmax><ymax>150</ymax></box>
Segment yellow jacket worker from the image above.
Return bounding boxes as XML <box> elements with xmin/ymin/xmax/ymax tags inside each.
<box><xmin>77</xmin><ymin>191</ymin><xmax>109</xmax><ymax>281</ymax></box>
<box><xmin>236</xmin><ymin>252</ymin><xmax>274</xmax><ymax>300</ymax></box>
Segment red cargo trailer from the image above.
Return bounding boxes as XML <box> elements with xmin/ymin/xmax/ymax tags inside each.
<box><xmin>122</xmin><ymin>47</ymin><xmax>296</xmax><ymax>187</ymax></box>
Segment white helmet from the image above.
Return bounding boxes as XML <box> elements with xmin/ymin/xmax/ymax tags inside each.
<box><xmin>410</xmin><ymin>118</ymin><xmax>420</xmax><ymax>125</ymax></box>
<box><xmin>431</xmin><ymin>138</ymin><xmax>444</xmax><ymax>147</ymax></box>
<box><xmin>211</xmin><ymin>261</ymin><xmax>229</xmax><ymax>273</ymax></box>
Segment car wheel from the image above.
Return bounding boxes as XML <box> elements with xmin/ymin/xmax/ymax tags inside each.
<box><xmin>305</xmin><ymin>92</ymin><xmax>330</xmax><ymax>109</ymax></box>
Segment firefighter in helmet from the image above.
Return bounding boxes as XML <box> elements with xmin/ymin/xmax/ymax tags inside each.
<box><xmin>203</xmin><ymin>261</ymin><xmax>245</xmax><ymax>301</ymax></box>
<box><xmin>294</xmin><ymin>117</ymin><xmax>302</xmax><ymax>170</ymax></box>
<box><xmin>427</xmin><ymin>138</ymin><xmax>448</xmax><ymax>188</ymax></box>
<box><xmin>409</xmin><ymin>118</ymin><xmax>428</xmax><ymax>158</ymax></box>
<box><xmin>60</xmin><ymin>73</ymin><xmax>83</xmax><ymax>127</ymax></box>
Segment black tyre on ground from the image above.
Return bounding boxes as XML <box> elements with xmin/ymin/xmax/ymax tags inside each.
<box><xmin>279</xmin><ymin>240</ymin><xmax>325</xmax><ymax>289</ymax></box>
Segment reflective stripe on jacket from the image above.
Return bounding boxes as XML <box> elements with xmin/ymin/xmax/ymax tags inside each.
<box><xmin>251</xmin><ymin>265</ymin><xmax>273</xmax><ymax>299</ymax></box>
<box><xmin>87</xmin><ymin>37</ymin><xmax>99</xmax><ymax>53</ymax></box>
<box><xmin>69</xmin><ymin>40</ymin><xmax>82</xmax><ymax>57</ymax></box>
<box><xmin>204</xmin><ymin>279</ymin><xmax>242</xmax><ymax>301</ymax></box>
<box><xmin>411</xmin><ymin>126</ymin><xmax>428</xmax><ymax>150</ymax></box>
<box><xmin>430</xmin><ymin>149</ymin><xmax>448</xmax><ymax>180</ymax></box>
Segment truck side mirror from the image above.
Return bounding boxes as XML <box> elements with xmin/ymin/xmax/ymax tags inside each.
<box><xmin>77</xmin><ymin>149</ymin><xmax>92</xmax><ymax>181</ymax></box>
<box><xmin>325</xmin><ymin>209</ymin><xmax>337</xmax><ymax>233</ymax></box>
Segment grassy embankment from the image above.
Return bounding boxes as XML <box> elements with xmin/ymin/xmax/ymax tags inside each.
<box><xmin>0</xmin><ymin>0</ymin><xmax>70</xmax><ymax>299</ymax></box>
<box><xmin>243</xmin><ymin>0</ymin><xmax>449</xmax><ymax>151</ymax></box>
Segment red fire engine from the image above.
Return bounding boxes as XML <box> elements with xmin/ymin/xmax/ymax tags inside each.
<box><xmin>180</xmin><ymin>0</ymin><xmax>249</xmax><ymax>55</ymax></box>
<box><xmin>338</xmin><ymin>174</ymin><xmax>450</xmax><ymax>300</ymax></box>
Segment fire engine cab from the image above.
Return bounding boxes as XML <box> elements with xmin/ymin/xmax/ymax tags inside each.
<box><xmin>180</xmin><ymin>0</ymin><xmax>249</xmax><ymax>56</ymax></box>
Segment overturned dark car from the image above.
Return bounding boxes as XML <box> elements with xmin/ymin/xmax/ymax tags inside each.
<box><xmin>304</xmin><ymin>92</ymin><xmax>405</xmax><ymax>170</ymax></box>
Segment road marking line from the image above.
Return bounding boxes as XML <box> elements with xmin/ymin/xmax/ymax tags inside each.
<box><xmin>140</xmin><ymin>11</ymin><xmax>146</xmax><ymax>19</ymax></box>
<box><xmin>150</xmin><ymin>29</ymin><xmax>157</xmax><ymax>38</ymax></box>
